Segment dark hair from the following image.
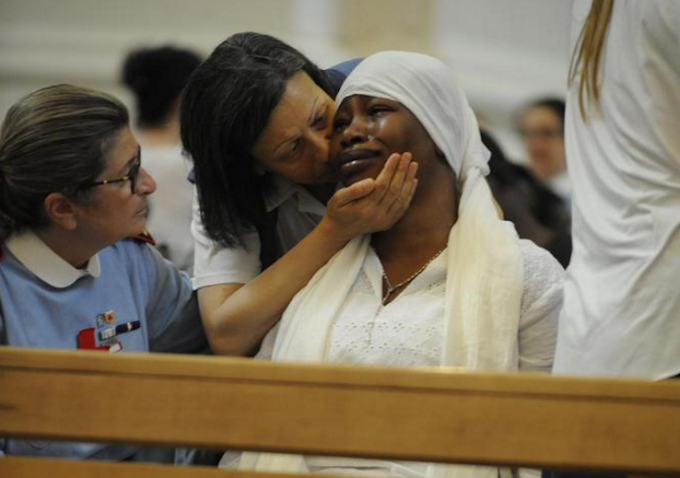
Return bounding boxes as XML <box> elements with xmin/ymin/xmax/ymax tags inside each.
<box><xmin>0</xmin><ymin>84</ymin><xmax>129</xmax><ymax>240</ymax></box>
<box><xmin>180</xmin><ymin>32</ymin><xmax>334</xmax><ymax>247</ymax></box>
<box><xmin>482</xmin><ymin>129</ymin><xmax>572</xmax><ymax>267</ymax></box>
<box><xmin>525</xmin><ymin>97</ymin><xmax>566</xmax><ymax>132</ymax></box>
<box><xmin>122</xmin><ymin>45</ymin><xmax>202</xmax><ymax>128</ymax></box>
<box><xmin>482</xmin><ymin>129</ymin><xmax>569</xmax><ymax>227</ymax></box>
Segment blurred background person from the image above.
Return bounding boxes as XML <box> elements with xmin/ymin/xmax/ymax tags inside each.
<box><xmin>483</xmin><ymin>130</ymin><xmax>572</xmax><ymax>267</ymax></box>
<box><xmin>122</xmin><ymin>45</ymin><xmax>202</xmax><ymax>272</ymax></box>
<box><xmin>518</xmin><ymin>98</ymin><xmax>571</xmax><ymax>203</ymax></box>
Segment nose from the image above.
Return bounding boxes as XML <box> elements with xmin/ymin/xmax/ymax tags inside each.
<box><xmin>136</xmin><ymin>167</ymin><xmax>157</xmax><ymax>196</ymax></box>
<box><xmin>309</xmin><ymin>127</ymin><xmax>331</xmax><ymax>165</ymax></box>
<box><xmin>339</xmin><ymin>118</ymin><xmax>368</xmax><ymax>149</ymax></box>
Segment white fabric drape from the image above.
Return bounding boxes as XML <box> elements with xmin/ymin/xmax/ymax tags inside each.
<box><xmin>241</xmin><ymin>51</ymin><xmax>524</xmax><ymax>478</ymax></box>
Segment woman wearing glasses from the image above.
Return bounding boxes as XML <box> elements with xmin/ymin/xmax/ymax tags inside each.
<box><xmin>0</xmin><ymin>84</ymin><xmax>207</xmax><ymax>462</ymax></box>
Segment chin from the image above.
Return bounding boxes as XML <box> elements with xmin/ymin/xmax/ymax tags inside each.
<box><xmin>128</xmin><ymin>219</ymin><xmax>147</xmax><ymax>237</ymax></box>
<box><xmin>341</xmin><ymin>169</ymin><xmax>380</xmax><ymax>187</ymax></box>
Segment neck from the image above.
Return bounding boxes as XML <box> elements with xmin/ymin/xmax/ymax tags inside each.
<box><xmin>34</xmin><ymin>227</ymin><xmax>102</xmax><ymax>269</ymax></box>
<box><xmin>373</xmin><ymin>162</ymin><xmax>458</xmax><ymax>273</ymax></box>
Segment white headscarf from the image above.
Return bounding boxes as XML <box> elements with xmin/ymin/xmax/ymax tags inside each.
<box><xmin>336</xmin><ymin>50</ymin><xmax>489</xmax><ymax>185</ymax></box>
<box><xmin>240</xmin><ymin>52</ymin><xmax>524</xmax><ymax>478</ymax></box>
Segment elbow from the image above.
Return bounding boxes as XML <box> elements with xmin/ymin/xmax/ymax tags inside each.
<box><xmin>201</xmin><ymin>314</ymin><xmax>261</xmax><ymax>356</ymax></box>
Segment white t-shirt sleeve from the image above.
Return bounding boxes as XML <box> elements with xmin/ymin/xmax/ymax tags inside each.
<box><xmin>190</xmin><ymin>188</ymin><xmax>262</xmax><ymax>290</ymax></box>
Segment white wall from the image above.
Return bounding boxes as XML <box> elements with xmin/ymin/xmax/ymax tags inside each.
<box><xmin>0</xmin><ymin>0</ymin><xmax>574</xmax><ymax>160</ymax></box>
<box><xmin>433</xmin><ymin>0</ymin><xmax>573</xmax><ymax>158</ymax></box>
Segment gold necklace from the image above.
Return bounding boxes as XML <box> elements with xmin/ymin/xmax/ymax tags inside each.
<box><xmin>381</xmin><ymin>246</ymin><xmax>447</xmax><ymax>305</ymax></box>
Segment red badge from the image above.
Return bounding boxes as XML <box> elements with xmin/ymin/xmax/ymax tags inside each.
<box><xmin>77</xmin><ymin>328</ymin><xmax>109</xmax><ymax>351</ymax></box>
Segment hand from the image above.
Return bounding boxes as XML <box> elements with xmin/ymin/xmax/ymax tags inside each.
<box><xmin>321</xmin><ymin>152</ymin><xmax>418</xmax><ymax>242</ymax></box>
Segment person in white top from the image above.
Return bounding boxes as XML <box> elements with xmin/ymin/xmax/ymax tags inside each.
<box><xmin>554</xmin><ymin>0</ymin><xmax>680</xmax><ymax>380</ymax></box>
<box><xmin>221</xmin><ymin>51</ymin><xmax>564</xmax><ymax>478</ymax></box>
<box><xmin>181</xmin><ymin>33</ymin><xmax>417</xmax><ymax>356</ymax></box>
<box><xmin>122</xmin><ymin>46</ymin><xmax>202</xmax><ymax>272</ymax></box>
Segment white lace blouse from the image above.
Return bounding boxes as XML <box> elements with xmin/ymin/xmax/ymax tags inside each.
<box><xmin>259</xmin><ymin>238</ymin><xmax>563</xmax><ymax>372</ymax></box>
<box><xmin>325</xmin><ymin>239</ymin><xmax>563</xmax><ymax>371</ymax></box>
<box><xmin>239</xmin><ymin>239</ymin><xmax>563</xmax><ymax>478</ymax></box>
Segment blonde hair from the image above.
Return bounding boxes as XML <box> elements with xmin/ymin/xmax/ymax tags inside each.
<box><xmin>568</xmin><ymin>0</ymin><xmax>615</xmax><ymax>119</ymax></box>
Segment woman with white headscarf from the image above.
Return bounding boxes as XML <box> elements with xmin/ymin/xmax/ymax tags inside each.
<box><xmin>222</xmin><ymin>51</ymin><xmax>564</xmax><ymax>478</ymax></box>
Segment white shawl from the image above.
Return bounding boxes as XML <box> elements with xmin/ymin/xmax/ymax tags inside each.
<box><xmin>241</xmin><ymin>51</ymin><xmax>524</xmax><ymax>478</ymax></box>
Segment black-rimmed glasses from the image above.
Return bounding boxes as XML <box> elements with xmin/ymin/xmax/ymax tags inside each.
<box><xmin>79</xmin><ymin>147</ymin><xmax>141</xmax><ymax>194</ymax></box>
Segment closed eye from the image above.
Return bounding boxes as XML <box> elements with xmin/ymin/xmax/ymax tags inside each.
<box><xmin>277</xmin><ymin>138</ymin><xmax>302</xmax><ymax>162</ymax></box>
<box><xmin>312</xmin><ymin>111</ymin><xmax>327</xmax><ymax>129</ymax></box>
<box><xmin>370</xmin><ymin>106</ymin><xmax>391</xmax><ymax>117</ymax></box>
<box><xmin>333</xmin><ymin>118</ymin><xmax>349</xmax><ymax>132</ymax></box>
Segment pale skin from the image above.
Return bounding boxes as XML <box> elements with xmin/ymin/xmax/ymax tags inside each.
<box><xmin>36</xmin><ymin>127</ymin><xmax>157</xmax><ymax>268</ymax></box>
<box><xmin>198</xmin><ymin>74</ymin><xmax>419</xmax><ymax>356</ymax></box>
<box><xmin>520</xmin><ymin>106</ymin><xmax>566</xmax><ymax>181</ymax></box>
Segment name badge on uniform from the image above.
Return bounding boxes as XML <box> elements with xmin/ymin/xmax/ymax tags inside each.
<box><xmin>76</xmin><ymin>310</ymin><xmax>140</xmax><ymax>353</ymax></box>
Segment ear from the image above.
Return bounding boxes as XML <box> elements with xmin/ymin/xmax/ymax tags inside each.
<box><xmin>43</xmin><ymin>192</ymin><xmax>79</xmax><ymax>230</ymax></box>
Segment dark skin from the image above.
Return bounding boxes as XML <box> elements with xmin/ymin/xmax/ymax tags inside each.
<box><xmin>331</xmin><ymin>95</ymin><xmax>458</xmax><ymax>304</ymax></box>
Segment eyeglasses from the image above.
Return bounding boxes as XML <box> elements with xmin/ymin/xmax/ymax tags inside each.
<box><xmin>79</xmin><ymin>147</ymin><xmax>142</xmax><ymax>194</ymax></box>
<box><xmin>519</xmin><ymin>128</ymin><xmax>563</xmax><ymax>141</ymax></box>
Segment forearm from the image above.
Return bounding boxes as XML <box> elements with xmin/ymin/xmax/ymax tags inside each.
<box><xmin>199</xmin><ymin>219</ymin><xmax>348</xmax><ymax>356</ymax></box>
<box><xmin>201</xmin><ymin>153</ymin><xmax>418</xmax><ymax>356</ymax></box>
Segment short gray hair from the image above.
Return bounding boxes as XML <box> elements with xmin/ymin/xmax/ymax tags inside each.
<box><xmin>0</xmin><ymin>84</ymin><xmax>129</xmax><ymax>239</ymax></box>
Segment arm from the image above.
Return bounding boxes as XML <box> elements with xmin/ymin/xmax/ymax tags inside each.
<box><xmin>139</xmin><ymin>244</ymin><xmax>208</xmax><ymax>354</ymax></box>
<box><xmin>517</xmin><ymin>241</ymin><xmax>564</xmax><ymax>373</ymax></box>
<box><xmin>200</xmin><ymin>153</ymin><xmax>418</xmax><ymax>356</ymax></box>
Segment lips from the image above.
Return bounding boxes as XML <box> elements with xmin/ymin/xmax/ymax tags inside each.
<box><xmin>336</xmin><ymin>148</ymin><xmax>380</xmax><ymax>165</ymax></box>
<box><xmin>335</xmin><ymin>148</ymin><xmax>382</xmax><ymax>183</ymax></box>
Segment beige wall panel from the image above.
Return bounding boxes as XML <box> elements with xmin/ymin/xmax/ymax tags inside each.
<box><xmin>337</xmin><ymin>0</ymin><xmax>434</xmax><ymax>56</ymax></box>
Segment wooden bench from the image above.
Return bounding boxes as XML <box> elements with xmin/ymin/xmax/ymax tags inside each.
<box><xmin>1</xmin><ymin>346</ymin><xmax>679</xmax><ymax>477</ymax></box>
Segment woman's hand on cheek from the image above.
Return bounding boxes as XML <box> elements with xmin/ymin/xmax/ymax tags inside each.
<box><xmin>321</xmin><ymin>152</ymin><xmax>418</xmax><ymax>243</ymax></box>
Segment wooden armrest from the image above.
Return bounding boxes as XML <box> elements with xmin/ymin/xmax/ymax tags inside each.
<box><xmin>2</xmin><ymin>347</ymin><xmax>680</xmax><ymax>474</ymax></box>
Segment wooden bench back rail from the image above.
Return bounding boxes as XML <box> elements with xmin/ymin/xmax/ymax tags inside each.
<box><xmin>1</xmin><ymin>347</ymin><xmax>680</xmax><ymax>478</ymax></box>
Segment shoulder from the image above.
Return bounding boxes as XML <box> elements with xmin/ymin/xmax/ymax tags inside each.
<box><xmin>192</xmin><ymin>229</ymin><xmax>261</xmax><ymax>289</ymax></box>
<box><xmin>327</xmin><ymin>58</ymin><xmax>363</xmax><ymax>77</ymax></box>
<box><xmin>519</xmin><ymin>239</ymin><xmax>565</xmax><ymax>316</ymax></box>
<box><xmin>324</xmin><ymin>58</ymin><xmax>363</xmax><ymax>94</ymax></box>
<box><xmin>106</xmin><ymin>233</ymin><xmax>160</xmax><ymax>271</ymax></box>
<box><xmin>103</xmin><ymin>232</ymin><xmax>158</xmax><ymax>261</ymax></box>
<box><xmin>109</xmin><ymin>236</ymin><xmax>190</xmax><ymax>297</ymax></box>
<box><xmin>519</xmin><ymin>239</ymin><xmax>564</xmax><ymax>287</ymax></box>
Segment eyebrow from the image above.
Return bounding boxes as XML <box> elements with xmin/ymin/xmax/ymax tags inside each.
<box><xmin>272</xmin><ymin>97</ymin><xmax>321</xmax><ymax>155</ymax></box>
